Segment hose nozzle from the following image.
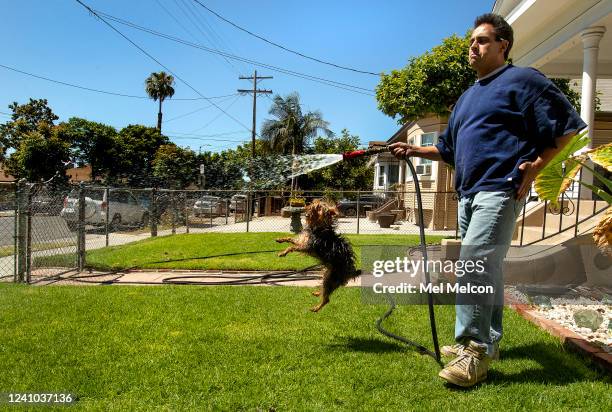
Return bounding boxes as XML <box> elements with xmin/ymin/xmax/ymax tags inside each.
<box><xmin>342</xmin><ymin>145</ymin><xmax>389</xmax><ymax>160</ymax></box>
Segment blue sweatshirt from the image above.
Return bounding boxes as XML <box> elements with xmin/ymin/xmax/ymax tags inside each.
<box><xmin>435</xmin><ymin>65</ymin><xmax>586</xmax><ymax>197</ymax></box>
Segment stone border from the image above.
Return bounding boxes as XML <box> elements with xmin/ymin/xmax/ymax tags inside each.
<box><xmin>510</xmin><ymin>301</ymin><xmax>611</xmax><ymax>373</ymax></box>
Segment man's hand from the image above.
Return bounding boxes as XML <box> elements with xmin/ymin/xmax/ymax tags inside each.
<box><xmin>517</xmin><ymin>161</ymin><xmax>543</xmax><ymax>200</ymax></box>
<box><xmin>389</xmin><ymin>142</ymin><xmax>418</xmax><ymax>160</ymax></box>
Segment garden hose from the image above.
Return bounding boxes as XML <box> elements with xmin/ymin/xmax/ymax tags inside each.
<box><xmin>343</xmin><ymin>147</ymin><xmax>442</xmax><ymax>366</ymax></box>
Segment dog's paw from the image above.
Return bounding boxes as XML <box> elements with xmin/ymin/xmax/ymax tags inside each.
<box><xmin>310</xmin><ymin>306</ymin><xmax>321</xmax><ymax>312</ymax></box>
<box><xmin>277</xmin><ymin>252</ymin><xmax>287</xmax><ymax>257</ymax></box>
<box><xmin>311</xmin><ymin>290</ymin><xmax>321</xmax><ymax>297</ymax></box>
<box><xmin>275</xmin><ymin>238</ymin><xmax>284</xmax><ymax>243</ymax></box>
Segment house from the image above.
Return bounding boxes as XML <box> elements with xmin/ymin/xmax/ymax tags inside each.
<box><xmin>0</xmin><ymin>163</ymin><xmax>15</xmax><ymax>183</ymax></box>
<box><xmin>65</xmin><ymin>164</ymin><xmax>93</xmax><ymax>183</ymax></box>
<box><xmin>371</xmin><ymin>116</ymin><xmax>457</xmax><ymax>230</ymax></box>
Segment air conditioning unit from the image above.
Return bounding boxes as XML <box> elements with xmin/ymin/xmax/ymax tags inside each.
<box><xmin>415</xmin><ymin>165</ymin><xmax>431</xmax><ymax>175</ymax></box>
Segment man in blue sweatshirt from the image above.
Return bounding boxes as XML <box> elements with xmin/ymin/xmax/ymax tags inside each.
<box><xmin>390</xmin><ymin>13</ymin><xmax>586</xmax><ymax>387</ymax></box>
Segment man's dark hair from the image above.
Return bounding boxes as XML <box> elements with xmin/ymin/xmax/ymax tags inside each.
<box><xmin>474</xmin><ymin>13</ymin><xmax>514</xmax><ymax>60</ymax></box>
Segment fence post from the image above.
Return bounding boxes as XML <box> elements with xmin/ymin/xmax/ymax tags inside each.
<box><xmin>184</xmin><ymin>192</ymin><xmax>189</xmax><ymax>234</ymax></box>
<box><xmin>105</xmin><ymin>187</ymin><xmax>110</xmax><ymax>247</ymax></box>
<box><xmin>77</xmin><ymin>182</ymin><xmax>86</xmax><ymax>271</ymax></box>
<box><xmin>171</xmin><ymin>192</ymin><xmax>176</xmax><ymax>235</ymax></box>
<box><xmin>150</xmin><ymin>187</ymin><xmax>158</xmax><ymax>237</ymax></box>
<box><xmin>356</xmin><ymin>189</ymin><xmax>360</xmax><ymax>235</ymax></box>
<box><xmin>26</xmin><ymin>186</ymin><xmax>33</xmax><ymax>283</ymax></box>
<box><xmin>15</xmin><ymin>180</ymin><xmax>28</xmax><ymax>283</ymax></box>
<box><xmin>246</xmin><ymin>191</ymin><xmax>250</xmax><ymax>233</ymax></box>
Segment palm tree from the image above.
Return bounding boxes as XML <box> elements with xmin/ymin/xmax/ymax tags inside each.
<box><xmin>145</xmin><ymin>71</ymin><xmax>175</xmax><ymax>132</ymax></box>
<box><xmin>260</xmin><ymin>92</ymin><xmax>333</xmax><ymax>155</ymax></box>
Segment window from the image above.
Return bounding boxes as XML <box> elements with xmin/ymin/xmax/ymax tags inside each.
<box><xmin>419</xmin><ymin>133</ymin><xmax>436</xmax><ymax>166</ymax></box>
<box><xmin>378</xmin><ymin>165</ymin><xmax>385</xmax><ymax>187</ymax></box>
<box><xmin>388</xmin><ymin>164</ymin><xmax>399</xmax><ymax>185</ymax></box>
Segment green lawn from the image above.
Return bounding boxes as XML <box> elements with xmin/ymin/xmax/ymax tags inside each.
<box><xmin>0</xmin><ymin>284</ymin><xmax>609</xmax><ymax>410</ymax></box>
<box><xmin>37</xmin><ymin>232</ymin><xmax>446</xmax><ymax>271</ymax></box>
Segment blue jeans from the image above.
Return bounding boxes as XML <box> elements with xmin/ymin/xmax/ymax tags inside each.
<box><xmin>455</xmin><ymin>191</ymin><xmax>523</xmax><ymax>357</ymax></box>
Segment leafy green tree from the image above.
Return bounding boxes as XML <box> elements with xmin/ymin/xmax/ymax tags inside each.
<box><xmin>57</xmin><ymin>117</ymin><xmax>118</xmax><ymax>181</ymax></box>
<box><xmin>0</xmin><ymin>98</ymin><xmax>59</xmax><ymax>159</ymax></box>
<box><xmin>376</xmin><ymin>33</ymin><xmax>474</xmax><ymax>124</ymax></box>
<box><xmin>145</xmin><ymin>71</ymin><xmax>175</xmax><ymax>132</ymax></box>
<box><xmin>152</xmin><ymin>144</ymin><xmax>198</xmax><ymax>189</ymax></box>
<box><xmin>4</xmin><ymin>123</ymin><xmax>70</xmax><ymax>182</ymax></box>
<box><xmin>111</xmin><ymin>125</ymin><xmax>169</xmax><ymax>187</ymax></box>
<box><xmin>260</xmin><ymin>92</ymin><xmax>333</xmax><ymax>155</ymax></box>
<box><xmin>306</xmin><ymin>129</ymin><xmax>373</xmax><ymax>191</ymax></box>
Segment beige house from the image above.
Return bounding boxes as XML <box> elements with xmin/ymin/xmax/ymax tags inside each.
<box><xmin>371</xmin><ymin>116</ymin><xmax>457</xmax><ymax>230</ymax></box>
<box><xmin>0</xmin><ymin>163</ymin><xmax>15</xmax><ymax>183</ymax></box>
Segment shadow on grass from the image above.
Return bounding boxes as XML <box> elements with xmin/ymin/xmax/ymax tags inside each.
<box><xmin>444</xmin><ymin>342</ymin><xmax>610</xmax><ymax>391</ymax></box>
<box><xmin>326</xmin><ymin>336</ymin><xmax>408</xmax><ymax>354</ymax></box>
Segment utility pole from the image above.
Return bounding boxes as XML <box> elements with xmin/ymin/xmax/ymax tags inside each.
<box><xmin>238</xmin><ymin>70</ymin><xmax>272</xmax><ymax>157</ymax></box>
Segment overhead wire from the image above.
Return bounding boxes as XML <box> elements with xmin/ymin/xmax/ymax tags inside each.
<box><xmin>190</xmin><ymin>0</ymin><xmax>381</xmax><ymax>76</ymax></box>
<box><xmin>0</xmin><ymin>63</ymin><xmax>237</xmax><ymax>101</ymax></box>
<box><xmin>163</xmin><ymin>94</ymin><xmax>240</xmax><ymax>123</ymax></box>
<box><xmin>173</xmin><ymin>0</ymin><xmax>240</xmax><ymax>73</ymax></box>
<box><xmin>74</xmin><ymin>0</ymin><xmax>255</xmax><ymax>135</ymax></box>
<box><xmin>90</xmin><ymin>9</ymin><xmax>376</xmax><ymax>96</ymax></box>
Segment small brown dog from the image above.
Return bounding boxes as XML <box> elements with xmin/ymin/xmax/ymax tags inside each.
<box><xmin>276</xmin><ymin>199</ymin><xmax>361</xmax><ymax>312</ymax></box>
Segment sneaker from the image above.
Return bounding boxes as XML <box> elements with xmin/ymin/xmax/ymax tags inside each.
<box><xmin>440</xmin><ymin>342</ymin><xmax>500</xmax><ymax>360</ymax></box>
<box><xmin>438</xmin><ymin>341</ymin><xmax>491</xmax><ymax>387</ymax></box>
<box><xmin>441</xmin><ymin>343</ymin><xmax>465</xmax><ymax>357</ymax></box>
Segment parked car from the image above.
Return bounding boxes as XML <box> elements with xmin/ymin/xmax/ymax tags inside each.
<box><xmin>31</xmin><ymin>194</ymin><xmax>64</xmax><ymax>215</ymax></box>
<box><xmin>337</xmin><ymin>194</ymin><xmax>386</xmax><ymax>217</ymax></box>
<box><xmin>193</xmin><ymin>195</ymin><xmax>227</xmax><ymax>217</ymax></box>
<box><xmin>60</xmin><ymin>189</ymin><xmax>149</xmax><ymax>231</ymax></box>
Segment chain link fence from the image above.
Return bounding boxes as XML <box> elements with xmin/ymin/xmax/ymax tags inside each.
<box><xmin>0</xmin><ymin>182</ymin><xmax>16</xmax><ymax>281</ymax></box>
<box><xmin>3</xmin><ymin>182</ymin><xmax>460</xmax><ymax>283</ymax></box>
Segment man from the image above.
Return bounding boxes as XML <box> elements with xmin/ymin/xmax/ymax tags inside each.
<box><xmin>390</xmin><ymin>13</ymin><xmax>586</xmax><ymax>387</ymax></box>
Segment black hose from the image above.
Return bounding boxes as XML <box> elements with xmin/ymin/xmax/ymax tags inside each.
<box><xmin>374</xmin><ymin>157</ymin><xmax>442</xmax><ymax>366</ymax></box>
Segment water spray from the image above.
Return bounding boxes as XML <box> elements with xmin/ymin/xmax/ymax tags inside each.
<box><xmin>342</xmin><ymin>145</ymin><xmax>442</xmax><ymax>365</ymax></box>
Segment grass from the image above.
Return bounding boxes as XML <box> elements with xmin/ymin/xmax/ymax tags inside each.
<box><xmin>35</xmin><ymin>232</ymin><xmax>445</xmax><ymax>271</ymax></box>
<box><xmin>0</xmin><ymin>240</ymin><xmax>76</xmax><ymax>258</ymax></box>
<box><xmin>0</xmin><ymin>284</ymin><xmax>609</xmax><ymax>410</ymax></box>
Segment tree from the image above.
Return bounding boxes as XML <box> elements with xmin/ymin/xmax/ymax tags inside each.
<box><xmin>306</xmin><ymin>129</ymin><xmax>373</xmax><ymax>191</ymax></box>
<box><xmin>152</xmin><ymin>144</ymin><xmax>197</xmax><ymax>189</ymax></box>
<box><xmin>145</xmin><ymin>71</ymin><xmax>175</xmax><ymax>132</ymax></box>
<box><xmin>111</xmin><ymin>125</ymin><xmax>169</xmax><ymax>187</ymax></box>
<box><xmin>260</xmin><ymin>92</ymin><xmax>333</xmax><ymax>155</ymax></box>
<box><xmin>0</xmin><ymin>98</ymin><xmax>59</xmax><ymax>159</ymax></box>
<box><xmin>4</xmin><ymin>123</ymin><xmax>70</xmax><ymax>182</ymax></box>
<box><xmin>376</xmin><ymin>33</ymin><xmax>474</xmax><ymax>124</ymax></box>
<box><xmin>57</xmin><ymin>117</ymin><xmax>118</xmax><ymax>181</ymax></box>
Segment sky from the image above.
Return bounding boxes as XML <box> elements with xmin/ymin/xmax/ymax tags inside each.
<box><xmin>1</xmin><ymin>0</ymin><xmax>494</xmax><ymax>153</ymax></box>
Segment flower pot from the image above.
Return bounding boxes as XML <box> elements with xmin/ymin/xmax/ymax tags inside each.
<box><xmin>377</xmin><ymin>213</ymin><xmax>396</xmax><ymax>228</ymax></box>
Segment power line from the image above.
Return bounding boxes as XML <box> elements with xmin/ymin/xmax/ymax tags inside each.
<box><xmin>190</xmin><ymin>0</ymin><xmax>380</xmax><ymax>76</ymax></box>
<box><xmin>0</xmin><ymin>63</ymin><xmax>237</xmax><ymax>101</ymax></box>
<box><xmin>92</xmin><ymin>9</ymin><xmax>375</xmax><ymax>96</ymax></box>
<box><xmin>163</xmin><ymin>94</ymin><xmax>240</xmax><ymax>123</ymax></box>
<box><xmin>164</xmin><ymin>130</ymin><xmax>246</xmax><ymax>137</ymax></box>
<box><xmin>74</xmin><ymin>0</ymin><xmax>255</xmax><ymax>135</ymax></box>
<box><xmin>167</xmin><ymin>135</ymin><xmax>249</xmax><ymax>142</ymax></box>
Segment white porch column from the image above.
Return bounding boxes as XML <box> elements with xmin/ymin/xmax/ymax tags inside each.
<box><xmin>580</xmin><ymin>26</ymin><xmax>605</xmax><ymax>142</ymax></box>
<box><xmin>578</xmin><ymin>26</ymin><xmax>605</xmax><ymax>199</ymax></box>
